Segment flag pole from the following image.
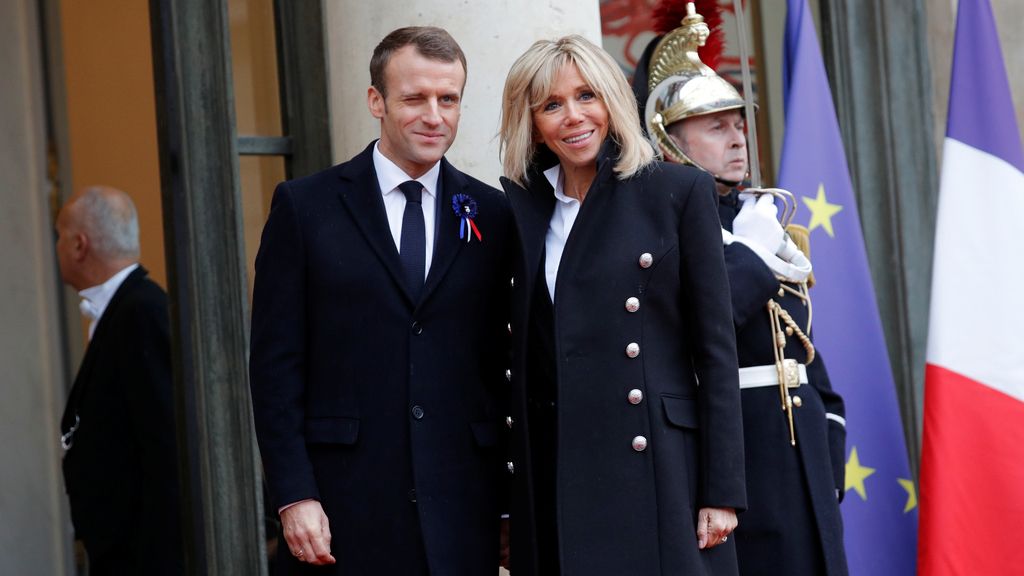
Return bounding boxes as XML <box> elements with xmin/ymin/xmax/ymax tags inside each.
<box><xmin>732</xmin><ymin>0</ymin><xmax>761</xmax><ymax>188</ymax></box>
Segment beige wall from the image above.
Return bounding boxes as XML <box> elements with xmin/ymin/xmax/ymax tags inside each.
<box><xmin>61</xmin><ymin>0</ymin><xmax>166</xmax><ymax>289</ymax></box>
<box><xmin>0</xmin><ymin>0</ymin><xmax>73</xmax><ymax>573</ymax></box>
<box><xmin>927</xmin><ymin>0</ymin><xmax>1024</xmax><ymax>164</ymax></box>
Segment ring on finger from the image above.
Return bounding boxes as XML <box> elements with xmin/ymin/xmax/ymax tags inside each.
<box><xmin>721</xmin><ymin>536</ymin><xmax>728</xmax><ymax>543</ymax></box>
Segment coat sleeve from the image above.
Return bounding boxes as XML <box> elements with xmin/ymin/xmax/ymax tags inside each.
<box><xmin>249</xmin><ymin>182</ymin><xmax>320</xmax><ymax>511</ymax></box>
<box><xmin>806</xmin><ymin>350</ymin><xmax>847</xmax><ymax>500</ymax></box>
<box><xmin>675</xmin><ymin>171</ymin><xmax>747</xmax><ymax>511</ymax></box>
<box><xmin>724</xmin><ymin>242</ymin><xmax>780</xmax><ymax>330</ymax></box>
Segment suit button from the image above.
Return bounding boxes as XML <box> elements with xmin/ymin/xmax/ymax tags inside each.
<box><xmin>505</xmin><ymin>369</ymin><xmax>512</xmax><ymax>381</ymax></box>
<box><xmin>411</xmin><ymin>321</ymin><xmax>423</xmax><ymax>335</ymax></box>
<box><xmin>408</xmin><ymin>489</ymin><xmax>417</xmax><ymax>503</ymax></box>
<box><xmin>411</xmin><ymin>405</ymin><xmax>425</xmax><ymax>420</ymax></box>
<box><xmin>506</xmin><ymin>416</ymin><xmax>514</xmax><ymax>428</ymax></box>
<box><xmin>632</xmin><ymin>436</ymin><xmax>648</xmax><ymax>452</ymax></box>
<box><xmin>506</xmin><ymin>461</ymin><xmax>515</xmax><ymax>474</ymax></box>
<box><xmin>625</xmin><ymin>342</ymin><xmax>640</xmax><ymax>358</ymax></box>
<box><xmin>793</xmin><ymin>395</ymin><xmax>803</xmax><ymax>408</ymax></box>
<box><xmin>638</xmin><ymin>253</ymin><xmax>653</xmax><ymax>268</ymax></box>
<box><xmin>625</xmin><ymin>297</ymin><xmax>640</xmax><ymax>313</ymax></box>
<box><xmin>628</xmin><ymin>389</ymin><xmax>643</xmax><ymax>405</ymax></box>
<box><xmin>510</xmin><ymin>276</ymin><xmax>516</xmax><ymax>288</ymax></box>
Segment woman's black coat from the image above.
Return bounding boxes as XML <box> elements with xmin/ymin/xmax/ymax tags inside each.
<box><xmin>501</xmin><ymin>144</ymin><xmax>746</xmax><ymax>576</ymax></box>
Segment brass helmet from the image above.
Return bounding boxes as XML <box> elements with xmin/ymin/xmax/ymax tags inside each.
<box><xmin>645</xmin><ymin>2</ymin><xmax>747</xmax><ymax>167</ymax></box>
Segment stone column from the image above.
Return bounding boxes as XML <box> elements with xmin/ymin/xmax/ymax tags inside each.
<box><xmin>0</xmin><ymin>0</ymin><xmax>73</xmax><ymax>574</ymax></box>
<box><xmin>324</xmin><ymin>0</ymin><xmax>602</xmax><ymax>186</ymax></box>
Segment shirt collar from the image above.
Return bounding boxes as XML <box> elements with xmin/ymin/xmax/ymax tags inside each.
<box><xmin>543</xmin><ymin>164</ymin><xmax>578</xmax><ymax>205</ymax></box>
<box><xmin>79</xmin><ymin>263</ymin><xmax>139</xmax><ymax>320</ymax></box>
<box><xmin>373</xmin><ymin>141</ymin><xmax>440</xmax><ymax>199</ymax></box>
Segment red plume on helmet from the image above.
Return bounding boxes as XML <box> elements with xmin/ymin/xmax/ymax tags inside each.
<box><xmin>651</xmin><ymin>0</ymin><xmax>724</xmax><ymax>70</ymax></box>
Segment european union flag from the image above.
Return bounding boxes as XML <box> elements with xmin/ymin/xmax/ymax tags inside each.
<box><xmin>778</xmin><ymin>1</ymin><xmax>918</xmax><ymax>574</ymax></box>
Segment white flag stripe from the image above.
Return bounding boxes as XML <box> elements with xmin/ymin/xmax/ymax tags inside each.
<box><xmin>927</xmin><ymin>137</ymin><xmax>1024</xmax><ymax>402</ymax></box>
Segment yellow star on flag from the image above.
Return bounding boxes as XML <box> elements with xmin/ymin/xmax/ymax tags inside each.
<box><xmin>897</xmin><ymin>478</ymin><xmax>917</xmax><ymax>513</ymax></box>
<box><xmin>802</xmin><ymin>183</ymin><xmax>843</xmax><ymax>237</ymax></box>
<box><xmin>845</xmin><ymin>447</ymin><xmax>876</xmax><ymax>501</ymax></box>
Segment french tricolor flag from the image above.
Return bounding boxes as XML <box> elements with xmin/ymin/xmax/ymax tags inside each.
<box><xmin>919</xmin><ymin>1</ymin><xmax>1024</xmax><ymax>574</ymax></box>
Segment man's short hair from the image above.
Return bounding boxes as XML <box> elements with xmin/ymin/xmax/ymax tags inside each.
<box><xmin>369</xmin><ymin>26</ymin><xmax>467</xmax><ymax>98</ymax></box>
<box><xmin>77</xmin><ymin>186</ymin><xmax>140</xmax><ymax>261</ymax></box>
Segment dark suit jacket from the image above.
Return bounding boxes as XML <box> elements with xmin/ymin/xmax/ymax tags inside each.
<box><xmin>501</xmin><ymin>143</ymin><xmax>745</xmax><ymax>576</ymax></box>
<box><xmin>249</xmin><ymin>142</ymin><xmax>513</xmax><ymax>576</ymax></box>
<box><xmin>60</xmin><ymin>266</ymin><xmax>183</xmax><ymax>575</ymax></box>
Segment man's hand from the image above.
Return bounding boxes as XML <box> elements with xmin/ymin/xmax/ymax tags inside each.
<box><xmin>499</xmin><ymin>518</ymin><xmax>511</xmax><ymax>570</ymax></box>
<box><xmin>733</xmin><ymin>193</ymin><xmax>786</xmax><ymax>254</ymax></box>
<box><xmin>696</xmin><ymin>506</ymin><xmax>737</xmax><ymax>550</ymax></box>
<box><xmin>281</xmin><ymin>500</ymin><xmax>336</xmax><ymax>565</ymax></box>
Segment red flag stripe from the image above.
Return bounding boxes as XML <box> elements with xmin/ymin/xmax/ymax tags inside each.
<box><xmin>919</xmin><ymin>363</ymin><xmax>1024</xmax><ymax>575</ymax></box>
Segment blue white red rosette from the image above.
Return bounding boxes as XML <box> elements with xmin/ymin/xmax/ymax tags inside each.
<box><xmin>451</xmin><ymin>193</ymin><xmax>482</xmax><ymax>242</ymax></box>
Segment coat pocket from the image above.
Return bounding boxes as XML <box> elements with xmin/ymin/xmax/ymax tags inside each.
<box><xmin>662</xmin><ymin>395</ymin><xmax>699</xmax><ymax>430</ymax></box>
<box><xmin>304</xmin><ymin>417</ymin><xmax>359</xmax><ymax>445</ymax></box>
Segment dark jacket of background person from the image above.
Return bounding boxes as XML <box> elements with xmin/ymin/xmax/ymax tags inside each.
<box><xmin>718</xmin><ymin>191</ymin><xmax>849</xmax><ymax>576</ymax></box>
<box><xmin>60</xmin><ymin>266</ymin><xmax>183</xmax><ymax>575</ymax></box>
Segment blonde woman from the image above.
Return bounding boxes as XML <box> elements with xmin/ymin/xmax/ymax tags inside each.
<box><xmin>499</xmin><ymin>35</ymin><xmax>745</xmax><ymax>576</ymax></box>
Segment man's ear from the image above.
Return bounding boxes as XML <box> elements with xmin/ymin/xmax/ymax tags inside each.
<box><xmin>73</xmin><ymin>232</ymin><xmax>89</xmax><ymax>262</ymax></box>
<box><xmin>367</xmin><ymin>86</ymin><xmax>385</xmax><ymax>119</ymax></box>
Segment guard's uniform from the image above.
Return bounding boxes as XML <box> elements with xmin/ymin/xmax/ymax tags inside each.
<box><xmin>719</xmin><ymin>191</ymin><xmax>849</xmax><ymax>576</ymax></box>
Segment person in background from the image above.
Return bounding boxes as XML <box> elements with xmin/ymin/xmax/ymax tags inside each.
<box><xmin>56</xmin><ymin>185</ymin><xmax>183</xmax><ymax>575</ymax></box>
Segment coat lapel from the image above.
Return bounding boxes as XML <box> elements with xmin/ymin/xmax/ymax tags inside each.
<box><xmin>61</xmin><ymin>266</ymin><xmax>147</xmax><ymax>431</ymax></box>
<box><xmin>335</xmin><ymin>143</ymin><xmax>417</xmax><ymax>304</ymax></box>
<box><xmin>501</xmin><ymin>173</ymin><xmax>555</xmax><ymax>292</ymax></box>
<box><xmin>420</xmin><ymin>158</ymin><xmax>465</xmax><ymax>304</ymax></box>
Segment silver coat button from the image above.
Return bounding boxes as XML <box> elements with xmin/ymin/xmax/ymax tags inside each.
<box><xmin>505</xmin><ymin>369</ymin><xmax>512</xmax><ymax>381</ymax></box>
<box><xmin>625</xmin><ymin>297</ymin><xmax>640</xmax><ymax>313</ymax></box>
<box><xmin>632</xmin><ymin>436</ymin><xmax>648</xmax><ymax>452</ymax></box>
<box><xmin>628</xmin><ymin>389</ymin><xmax>643</xmax><ymax>405</ymax></box>
<box><xmin>626</xmin><ymin>342</ymin><xmax>640</xmax><ymax>358</ymax></box>
<box><xmin>638</xmin><ymin>253</ymin><xmax>654</xmax><ymax>268</ymax></box>
<box><xmin>506</xmin><ymin>416</ymin><xmax>514</xmax><ymax>428</ymax></box>
<box><xmin>506</xmin><ymin>461</ymin><xmax>515</xmax><ymax>474</ymax></box>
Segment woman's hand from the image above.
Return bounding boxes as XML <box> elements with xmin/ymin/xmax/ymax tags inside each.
<box><xmin>696</xmin><ymin>506</ymin><xmax>737</xmax><ymax>549</ymax></box>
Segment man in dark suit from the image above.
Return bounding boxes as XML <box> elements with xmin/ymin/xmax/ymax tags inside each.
<box><xmin>249</xmin><ymin>26</ymin><xmax>513</xmax><ymax>575</ymax></box>
<box><xmin>56</xmin><ymin>186</ymin><xmax>182</xmax><ymax>575</ymax></box>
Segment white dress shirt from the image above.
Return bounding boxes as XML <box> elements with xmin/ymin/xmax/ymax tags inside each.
<box><xmin>78</xmin><ymin>263</ymin><xmax>139</xmax><ymax>340</ymax></box>
<box><xmin>543</xmin><ymin>164</ymin><xmax>581</xmax><ymax>303</ymax></box>
<box><xmin>373</xmin><ymin>142</ymin><xmax>439</xmax><ymax>281</ymax></box>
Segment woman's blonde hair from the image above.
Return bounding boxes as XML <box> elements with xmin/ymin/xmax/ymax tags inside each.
<box><xmin>500</xmin><ymin>35</ymin><xmax>655</xmax><ymax>186</ymax></box>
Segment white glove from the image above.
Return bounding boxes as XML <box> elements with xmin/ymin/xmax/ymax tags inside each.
<box><xmin>732</xmin><ymin>193</ymin><xmax>786</xmax><ymax>255</ymax></box>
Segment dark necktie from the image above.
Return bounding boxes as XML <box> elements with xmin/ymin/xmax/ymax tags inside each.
<box><xmin>398</xmin><ymin>180</ymin><xmax>426</xmax><ymax>298</ymax></box>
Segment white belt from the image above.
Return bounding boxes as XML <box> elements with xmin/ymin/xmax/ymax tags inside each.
<box><xmin>738</xmin><ymin>360</ymin><xmax>807</xmax><ymax>389</ymax></box>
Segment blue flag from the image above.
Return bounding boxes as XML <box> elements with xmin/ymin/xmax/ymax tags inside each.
<box><xmin>778</xmin><ymin>1</ymin><xmax>918</xmax><ymax>574</ymax></box>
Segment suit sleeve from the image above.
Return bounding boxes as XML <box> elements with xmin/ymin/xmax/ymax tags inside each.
<box><xmin>676</xmin><ymin>171</ymin><xmax>746</xmax><ymax>511</ymax></box>
<box><xmin>249</xmin><ymin>182</ymin><xmax>320</xmax><ymax>511</ymax></box>
<box><xmin>806</xmin><ymin>350</ymin><xmax>847</xmax><ymax>500</ymax></box>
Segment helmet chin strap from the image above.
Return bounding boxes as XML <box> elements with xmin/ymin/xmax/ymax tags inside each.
<box><xmin>714</xmin><ymin>175</ymin><xmax>742</xmax><ymax>188</ymax></box>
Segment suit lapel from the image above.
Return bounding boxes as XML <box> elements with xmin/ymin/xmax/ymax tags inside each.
<box><xmin>420</xmin><ymin>159</ymin><xmax>466</xmax><ymax>304</ymax></box>
<box><xmin>61</xmin><ymin>266</ymin><xmax>146</xmax><ymax>431</ymax></box>
<box><xmin>336</xmin><ymin>144</ymin><xmax>417</xmax><ymax>304</ymax></box>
